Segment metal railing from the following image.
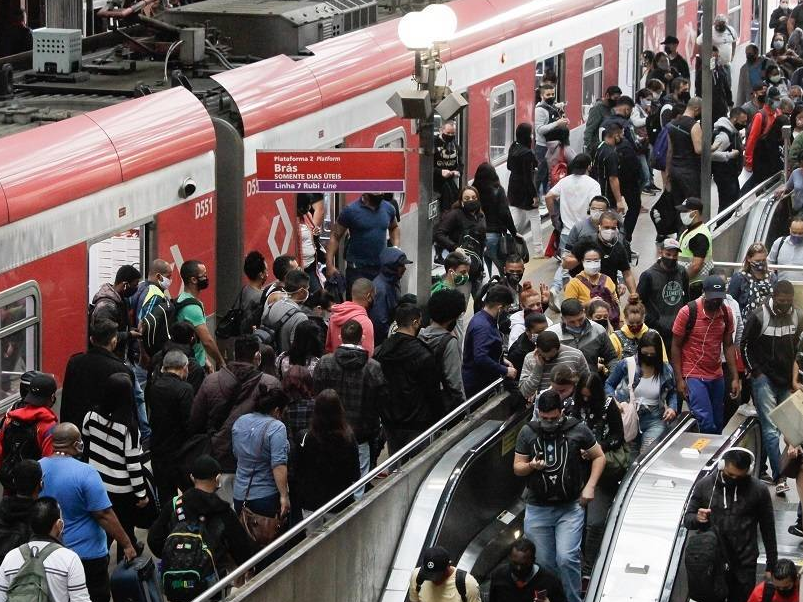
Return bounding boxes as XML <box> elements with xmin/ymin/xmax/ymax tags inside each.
<box><xmin>712</xmin><ymin>261</ymin><xmax>803</xmax><ymax>274</ymax></box>
<box><xmin>708</xmin><ymin>172</ymin><xmax>784</xmax><ymax>233</ymax></box>
<box><xmin>191</xmin><ymin>378</ymin><xmax>505</xmax><ymax>602</ymax></box>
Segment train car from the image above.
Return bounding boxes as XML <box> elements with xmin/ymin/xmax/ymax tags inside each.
<box><xmin>0</xmin><ymin>0</ymin><xmax>756</xmax><ymax>409</ymax></box>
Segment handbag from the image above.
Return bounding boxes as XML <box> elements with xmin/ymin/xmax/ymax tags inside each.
<box><xmin>604</xmin><ymin>444</ymin><xmax>630</xmax><ymax>480</ymax></box>
<box><xmin>238</xmin><ymin>421</ymin><xmax>286</xmax><ymax>546</ymax></box>
<box><xmin>780</xmin><ymin>445</ymin><xmax>803</xmax><ymax>479</ymax></box>
<box><xmin>215</xmin><ymin>288</ymin><xmax>245</xmax><ymax>340</ymax></box>
<box><xmin>133</xmin><ymin>461</ymin><xmax>160</xmax><ymax>529</ymax></box>
<box><xmin>620</xmin><ymin>357</ymin><xmax>641</xmax><ymax>443</ymax></box>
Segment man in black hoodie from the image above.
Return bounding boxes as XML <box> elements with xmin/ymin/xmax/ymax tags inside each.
<box><xmin>684</xmin><ymin>447</ymin><xmax>776</xmax><ymax>602</ymax></box>
<box><xmin>147</xmin><ymin>455</ymin><xmax>257</xmax><ymax>578</ymax></box>
<box><xmin>0</xmin><ymin>459</ymin><xmax>41</xmax><ymax>560</ymax></box>
<box><xmin>636</xmin><ymin>238</ymin><xmax>689</xmax><ymax>349</ymax></box>
<box><xmin>374</xmin><ymin>304</ymin><xmax>441</xmax><ymax>454</ymax></box>
<box><xmin>313</xmin><ymin>319</ymin><xmax>385</xmax><ymax>497</ymax></box>
<box><xmin>602</xmin><ymin>97</ymin><xmax>641</xmax><ymax>240</ymax></box>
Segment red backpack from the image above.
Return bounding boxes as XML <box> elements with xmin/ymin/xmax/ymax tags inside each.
<box><xmin>576</xmin><ymin>274</ymin><xmax>620</xmax><ymax>328</ymax></box>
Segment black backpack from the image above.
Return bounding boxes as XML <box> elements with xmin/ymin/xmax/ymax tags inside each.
<box><xmin>140</xmin><ymin>297</ymin><xmax>202</xmax><ymax>357</ymax></box>
<box><xmin>215</xmin><ymin>288</ymin><xmax>245</xmax><ymax>340</ymax></box>
<box><xmin>415</xmin><ymin>568</ymin><xmax>468</xmax><ymax>602</ymax></box>
<box><xmin>0</xmin><ymin>415</ymin><xmax>41</xmax><ymax>491</ymax></box>
<box><xmin>684</xmin><ymin>529</ymin><xmax>728</xmax><ymax>602</ymax></box>
<box><xmin>523</xmin><ymin>417</ymin><xmax>586</xmax><ymax>504</ymax></box>
<box><xmin>160</xmin><ymin>496</ymin><xmax>222</xmax><ymax>602</ymax></box>
<box><xmin>460</xmin><ymin>233</ymin><xmax>485</xmax><ymax>280</ymax></box>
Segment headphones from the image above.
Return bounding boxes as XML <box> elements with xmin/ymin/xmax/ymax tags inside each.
<box><xmin>717</xmin><ymin>446</ymin><xmax>756</xmax><ymax>473</ymax></box>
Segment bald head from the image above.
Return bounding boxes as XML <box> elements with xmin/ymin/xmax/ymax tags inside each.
<box><xmin>148</xmin><ymin>259</ymin><xmax>171</xmax><ymax>278</ymax></box>
<box><xmin>52</xmin><ymin>423</ymin><xmax>81</xmax><ymax>455</ymax></box>
<box><xmin>351</xmin><ymin>278</ymin><xmax>375</xmax><ymax>306</ymax></box>
<box><xmin>686</xmin><ymin>97</ymin><xmax>703</xmax><ymax>116</ymax></box>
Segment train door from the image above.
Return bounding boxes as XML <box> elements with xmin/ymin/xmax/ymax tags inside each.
<box><xmin>87</xmin><ymin>225</ymin><xmax>148</xmax><ymax>304</ymax></box>
<box><xmin>618</xmin><ymin>24</ymin><xmax>641</xmax><ymax>98</ymax></box>
<box><xmin>535</xmin><ymin>54</ymin><xmax>565</xmax><ymax>106</ymax></box>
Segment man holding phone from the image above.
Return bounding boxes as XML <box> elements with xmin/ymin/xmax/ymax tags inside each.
<box><xmin>489</xmin><ymin>538</ymin><xmax>567</xmax><ymax>602</ymax></box>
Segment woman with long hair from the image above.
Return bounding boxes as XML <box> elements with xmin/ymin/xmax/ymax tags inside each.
<box><xmin>473</xmin><ymin>161</ymin><xmax>522</xmax><ymax>277</ymax></box>
<box><xmin>565</xmin><ymin>246</ymin><xmax>620</xmax><ymax>328</ymax></box>
<box><xmin>605</xmin><ymin>331</ymin><xmax>678</xmax><ymax>456</ymax></box>
<box><xmin>297</xmin><ymin>389</ymin><xmax>361</xmax><ymax>516</ymax></box>
<box><xmin>610</xmin><ymin>295</ymin><xmax>666</xmax><ymax>360</ymax></box>
<box><xmin>82</xmin><ymin>372</ymin><xmax>149</xmax><ymax>559</ymax></box>
<box><xmin>645</xmin><ymin>51</ymin><xmax>678</xmax><ymax>86</ymax></box>
<box><xmin>507</xmin><ymin>122</ymin><xmax>542</xmax><ymax>257</ymax></box>
<box><xmin>727</xmin><ymin>242</ymin><xmax>777</xmax><ymax>319</ymax></box>
<box><xmin>570</xmin><ymin>372</ymin><xmax>626</xmax><ymax>574</ymax></box>
<box><xmin>276</xmin><ymin>320</ymin><xmax>323</xmax><ymax>380</ymax></box>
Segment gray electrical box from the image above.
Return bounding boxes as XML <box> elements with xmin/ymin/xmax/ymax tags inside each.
<box><xmin>32</xmin><ymin>28</ymin><xmax>82</xmax><ymax>74</ymax></box>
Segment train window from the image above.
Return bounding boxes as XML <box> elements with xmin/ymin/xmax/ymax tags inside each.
<box><xmin>582</xmin><ymin>46</ymin><xmax>604</xmax><ymax>120</ymax></box>
<box><xmin>536</xmin><ymin>55</ymin><xmax>565</xmax><ymax>102</ymax></box>
<box><xmin>489</xmin><ymin>82</ymin><xmax>516</xmax><ymax>164</ymax></box>
<box><xmin>0</xmin><ymin>282</ymin><xmax>41</xmax><ymax>408</ymax></box>
<box><xmin>727</xmin><ymin>0</ymin><xmax>741</xmax><ymax>37</ymax></box>
<box><xmin>87</xmin><ymin>228</ymin><xmax>144</xmax><ymax>302</ymax></box>
<box><xmin>375</xmin><ymin>127</ymin><xmax>407</xmax><ymax>213</ymax></box>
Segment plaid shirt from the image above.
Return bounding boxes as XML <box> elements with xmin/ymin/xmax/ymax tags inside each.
<box><xmin>284</xmin><ymin>398</ymin><xmax>315</xmax><ymax>442</ymax></box>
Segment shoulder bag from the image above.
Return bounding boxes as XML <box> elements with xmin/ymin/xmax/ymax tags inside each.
<box><xmin>621</xmin><ymin>357</ymin><xmax>641</xmax><ymax>443</ymax></box>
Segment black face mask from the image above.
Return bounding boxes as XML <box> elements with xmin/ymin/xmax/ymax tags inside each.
<box><xmin>776</xmin><ymin>586</ymin><xmax>796</xmax><ymax>598</ymax></box>
<box><xmin>544</xmin><ymin>97</ymin><xmax>556</xmax><ymax>105</ymax></box>
<box><xmin>196</xmin><ymin>277</ymin><xmax>210</xmax><ymax>291</ymax></box>
<box><xmin>734</xmin><ymin>122</ymin><xmax>746</xmax><ymax>131</ymax></box>
<box><xmin>540</xmin><ymin>416</ymin><xmax>564</xmax><ymax>433</ymax></box>
<box><xmin>746</xmin><ymin>53</ymin><xmax>757</xmax><ymax>63</ymax></box>
<box><xmin>510</xmin><ymin>564</ymin><xmax>531</xmax><ymax>580</ymax></box>
<box><xmin>123</xmin><ymin>285</ymin><xmax>139</xmax><ymax>298</ymax></box>
<box><xmin>757</xmin><ymin>93</ymin><xmax>767</xmax><ymax>103</ymax></box>
<box><xmin>463</xmin><ymin>200</ymin><xmax>481</xmax><ymax>213</ymax></box>
<box><xmin>442</xmin><ymin>134</ymin><xmax>455</xmax><ymax>143</ymax></box>
<box><xmin>704</xmin><ymin>299</ymin><xmax>723</xmax><ymax>313</ymax></box>
<box><xmin>639</xmin><ymin>352</ymin><xmax>660</xmax><ymax>367</ymax></box>
<box><xmin>679</xmin><ymin>91</ymin><xmax>691</xmax><ymax>103</ymax></box>
<box><xmin>721</xmin><ymin>473</ymin><xmax>745</xmax><ymax>487</ymax></box>
<box><xmin>660</xmin><ymin>257</ymin><xmax>678</xmax><ymax>270</ymax></box>
<box><xmin>594</xmin><ymin>318</ymin><xmax>609</xmax><ymax>330</ymax></box>
<box><xmin>506</xmin><ymin>272</ymin><xmax>523</xmax><ymax>285</ymax></box>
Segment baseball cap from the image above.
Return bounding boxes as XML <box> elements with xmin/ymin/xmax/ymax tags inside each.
<box><xmin>419</xmin><ymin>547</ymin><xmax>451</xmax><ymax>581</ymax></box>
<box><xmin>675</xmin><ymin>197</ymin><xmax>703</xmax><ymax>212</ymax></box>
<box><xmin>661</xmin><ymin>35</ymin><xmax>680</xmax><ymax>45</ymax></box>
<box><xmin>662</xmin><ymin>238</ymin><xmax>681</xmax><ymax>251</ymax></box>
<box><xmin>703</xmin><ymin>276</ymin><xmax>726</xmax><ymax>300</ymax></box>
<box><xmin>191</xmin><ymin>455</ymin><xmax>222</xmax><ymax>480</ymax></box>
<box><xmin>24</xmin><ymin>374</ymin><xmax>57</xmax><ymax>407</ymax></box>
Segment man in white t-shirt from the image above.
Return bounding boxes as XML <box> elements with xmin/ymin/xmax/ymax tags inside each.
<box><xmin>409</xmin><ymin>547</ymin><xmax>481</xmax><ymax>602</ymax></box>
<box><xmin>697</xmin><ymin>14</ymin><xmax>738</xmax><ymax>76</ymax></box>
<box><xmin>545</xmin><ymin>153</ymin><xmax>601</xmax><ymax>249</ymax></box>
<box><xmin>0</xmin><ymin>497</ymin><xmax>91</xmax><ymax>602</ymax></box>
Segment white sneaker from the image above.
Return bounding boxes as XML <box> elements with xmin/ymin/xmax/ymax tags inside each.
<box><xmin>737</xmin><ymin>403</ymin><xmax>757</xmax><ymax>417</ymax></box>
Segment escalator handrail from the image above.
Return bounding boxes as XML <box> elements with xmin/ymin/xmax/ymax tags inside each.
<box><xmin>190</xmin><ymin>378</ymin><xmax>505</xmax><ymax>602</ymax></box>
<box><xmin>708</xmin><ymin>171</ymin><xmax>784</xmax><ymax>232</ymax></box>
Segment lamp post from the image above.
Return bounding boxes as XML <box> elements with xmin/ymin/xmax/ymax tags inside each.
<box><xmin>396</xmin><ymin>5</ymin><xmax>458</xmax><ymax>306</ymax></box>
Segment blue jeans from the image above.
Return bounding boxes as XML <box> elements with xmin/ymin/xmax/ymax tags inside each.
<box><xmin>751</xmin><ymin>374</ymin><xmax>789</xmax><ymax>480</ymax></box>
<box><xmin>353</xmin><ymin>442</ymin><xmax>371</xmax><ymax>500</ymax></box>
<box><xmin>552</xmin><ymin>233</ymin><xmax>570</xmax><ymax>291</ymax></box>
<box><xmin>484</xmin><ymin>232</ymin><xmax>503</xmax><ymax>278</ymax></box>
<box><xmin>127</xmin><ymin>362</ymin><xmax>151</xmax><ymax>440</ymax></box>
<box><xmin>535</xmin><ymin>145</ymin><xmax>549</xmax><ymax>196</ymax></box>
<box><xmin>686</xmin><ymin>377</ymin><xmax>725</xmax><ymax>434</ymax></box>
<box><xmin>524</xmin><ymin>501</ymin><xmax>585</xmax><ymax>602</ymax></box>
<box><xmin>637</xmin><ymin>405</ymin><xmax>668</xmax><ymax>456</ymax></box>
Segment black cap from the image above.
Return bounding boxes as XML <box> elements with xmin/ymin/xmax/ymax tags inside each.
<box><xmin>703</xmin><ymin>276</ymin><xmax>726</xmax><ymax>300</ymax></box>
<box><xmin>767</xmin><ymin>86</ymin><xmax>782</xmax><ymax>100</ymax></box>
<box><xmin>661</xmin><ymin>35</ymin><xmax>680</xmax><ymax>45</ymax></box>
<box><xmin>419</xmin><ymin>547</ymin><xmax>451</xmax><ymax>581</ymax></box>
<box><xmin>675</xmin><ymin>197</ymin><xmax>703</xmax><ymax>212</ymax></box>
<box><xmin>24</xmin><ymin>374</ymin><xmax>56</xmax><ymax>407</ymax></box>
<box><xmin>191</xmin><ymin>455</ymin><xmax>222</xmax><ymax>480</ymax></box>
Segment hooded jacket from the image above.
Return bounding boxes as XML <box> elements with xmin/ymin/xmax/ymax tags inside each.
<box><xmin>0</xmin><ymin>403</ymin><xmax>57</xmax><ymax>460</ymax></box>
<box><xmin>418</xmin><ymin>325</ymin><xmax>465</xmax><ymax>412</ymax></box>
<box><xmin>711</xmin><ymin>116</ymin><xmax>744</xmax><ymax>178</ymax></box>
<box><xmin>546</xmin><ymin>321</ymin><xmax>618</xmax><ymax>374</ymax></box>
<box><xmin>369</xmin><ymin>248</ymin><xmax>409</xmax><ymax>345</ymax></box>
<box><xmin>636</xmin><ymin>259</ymin><xmax>690</xmax><ymax>339</ymax></box>
<box><xmin>741</xmin><ymin>299</ymin><xmax>803</xmax><ymax>388</ymax></box>
<box><xmin>188</xmin><ymin>362</ymin><xmax>280</xmax><ymax>472</ymax></box>
<box><xmin>507</xmin><ymin>126</ymin><xmax>538</xmax><ymax>210</ymax></box>
<box><xmin>433</xmin><ymin>205</ymin><xmax>487</xmax><ymax>253</ymax></box>
<box><xmin>684</xmin><ymin>470</ymin><xmax>777</xmax><ymax>571</ymax></box>
<box><xmin>312</xmin><ymin>345</ymin><xmax>385</xmax><ymax>442</ymax></box>
<box><xmin>0</xmin><ymin>496</ymin><xmax>36</xmax><ymax>560</ymax></box>
<box><xmin>147</xmin><ymin>487</ymin><xmax>258</xmax><ymax>569</ymax></box>
<box><xmin>91</xmin><ymin>283</ymin><xmax>134</xmax><ymax>356</ymax></box>
<box><xmin>374</xmin><ymin>332</ymin><xmax>442</xmax><ymax>429</ymax></box>
<box><xmin>325</xmin><ymin>301</ymin><xmax>374</xmax><ymax>357</ymax></box>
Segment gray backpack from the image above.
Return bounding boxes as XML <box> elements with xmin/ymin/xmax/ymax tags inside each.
<box><xmin>7</xmin><ymin>542</ymin><xmax>60</xmax><ymax>602</ymax></box>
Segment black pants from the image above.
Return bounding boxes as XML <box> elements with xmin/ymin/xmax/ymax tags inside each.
<box><xmin>152</xmin><ymin>459</ymin><xmax>179</xmax><ymax>510</ymax></box>
<box><xmin>345</xmin><ymin>265</ymin><xmax>379</xmax><ymax>300</ymax></box>
<box><xmin>622</xmin><ymin>183</ymin><xmax>641</xmax><ymax>241</ymax></box>
<box><xmin>713</xmin><ymin>171</ymin><xmax>740</xmax><ymax>218</ymax></box>
<box><xmin>725</xmin><ymin>565</ymin><xmax>757</xmax><ymax>602</ymax></box>
<box><xmin>106</xmin><ymin>492</ymin><xmax>138</xmax><ymax>563</ymax></box>
<box><xmin>82</xmin><ymin>555</ymin><xmax>111</xmax><ymax>602</ymax></box>
<box><xmin>385</xmin><ymin>427</ymin><xmax>425</xmax><ymax>457</ymax></box>
<box><xmin>670</xmin><ymin>169</ymin><xmax>702</xmax><ymax>208</ymax></box>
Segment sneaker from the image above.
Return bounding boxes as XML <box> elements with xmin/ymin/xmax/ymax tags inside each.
<box><xmin>646</xmin><ymin>184</ymin><xmax>662</xmax><ymax>193</ymax></box>
<box><xmin>759</xmin><ymin>471</ymin><xmax>774</xmax><ymax>484</ymax></box>
<box><xmin>789</xmin><ymin>523</ymin><xmax>803</xmax><ymax>537</ymax></box>
<box><xmin>642</xmin><ymin>187</ymin><xmax>657</xmax><ymax>196</ymax></box>
<box><xmin>737</xmin><ymin>403</ymin><xmax>758</xmax><ymax>417</ymax></box>
<box><xmin>776</xmin><ymin>478</ymin><xmax>790</xmax><ymax>495</ymax></box>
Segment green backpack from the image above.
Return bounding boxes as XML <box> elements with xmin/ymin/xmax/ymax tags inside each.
<box><xmin>7</xmin><ymin>543</ymin><xmax>60</xmax><ymax>602</ymax></box>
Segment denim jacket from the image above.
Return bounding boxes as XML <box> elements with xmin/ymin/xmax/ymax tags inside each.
<box><xmin>604</xmin><ymin>359</ymin><xmax>679</xmax><ymax>411</ymax></box>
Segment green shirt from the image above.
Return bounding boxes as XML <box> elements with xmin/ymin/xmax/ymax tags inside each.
<box><xmin>431</xmin><ymin>278</ymin><xmax>454</xmax><ymax>295</ymax></box>
<box><xmin>176</xmin><ymin>291</ymin><xmax>206</xmax><ymax>366</ymax></box>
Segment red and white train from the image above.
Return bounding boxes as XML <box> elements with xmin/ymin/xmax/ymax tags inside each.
<box><xmin>0</xmin><ymin>0</ymin><xmax>761</xmax><ymax>405</ymax></box>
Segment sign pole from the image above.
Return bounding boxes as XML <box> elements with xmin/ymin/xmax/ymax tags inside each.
<box><xmin>700</xmin><ymin>0</ymin><xmax>714</xmax><ymax>220</ymax></box>
<box><xmin>665</xmin><ymin>0</ymin><xmax>678</xmax><ymax>38</ymax></box>
<box><xmin>416</xmin><ymin>50</ymin><xmax>438</xmax><ymax>307</ymax></box>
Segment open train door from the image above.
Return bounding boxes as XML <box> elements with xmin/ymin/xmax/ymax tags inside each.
<box><xmin>618</xmin><ymin>23</ymin><xmax>643</xmax><ymax>98</ymax></box>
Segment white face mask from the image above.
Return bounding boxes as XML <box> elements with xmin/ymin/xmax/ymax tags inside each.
<box><xmin>584</xmin><ymin>260</ymin><xmax>602</xmax><ymax>274</ymax></box>
<box><xmin>590</xmin><ymin>209</ymin><xmax>603</xmax><ymax>221</ymax></box>
<box><xmin>680</xmin><ymin>211</ymin><xmax>696</xmax><ymax>226</ymax></box>
<box><xmin>770</xmin><ymin>74</ymin><xmax>782</xmax><ymax>83</ymax></box>
<box><xmin>599</xmin><ymin>228</ymin><xmax>618</xmax><ymax>243</ymax></box>
<box><xmin>160</xmin><ymin>276</ymin><xmax>172</xmax><ymax>290</ymax></box>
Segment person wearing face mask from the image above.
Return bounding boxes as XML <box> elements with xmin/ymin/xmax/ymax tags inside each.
<box><xmin>592</xmin><ymin>125</ymin><xmax>627</xmax><ymax>215</ymax></box>
<box><xmin>768</xmin><ymin>215</ymin><xmax>803</xmax><ymax>281</ymax></box>
<box><xmin>646</xmin><ymin>51</ymin><xmax>680</xmax><ymax>87</ymax></box>
<box><xmin>739</xmin><ymin>84</ymin><xmax>766</xmax><ymax>131</ymax></box>
<box><xmin>633</xmin><ymin>88</ymin><xmax>661</xmax><ymax>195</ymax></box>
<box><xmin>368</xmin><ymin>247</ymin><xmax>414</xmax><ymax>346</ymax></box>
<box><xmin>777</xmin><ymin>156</ymin><xmax>803</xmax><ymax>215</ymax></box>
<box><xmin>746</xmin><ymin>559</ymin><xmax>800</xmax><ymax>602</ymax></box>
<box><xmin>434</xmin><ymin>186</ymin><xmax>487</xmax><ymax>295</ymax></box>
<box><xmin>463</xmin><ymin>285</ymin><xmax>517</xmax><ymax>397</ymax></box>
<box><xmin>771</xmin><ymin>1</ymin><xmax>792</xmax><ymax>36</ymax></box>
<box><xmin>419</xmin><ymin>289</ymin><xmax>468</xmax><ymax>412</ymax></box>
<box><xmin>508</xmin><ymin>311</ymin><xmax>550</xmax><ymax>378</ymax></box>
<box><xmin>697</xmin><ymin>15</ymin><xmax>738</xmax><ymax>75</ymax></box>
<box><xmin>547</xmin><ymin>299</ymin><xmax>618</xmax><ymax>377</ymax></box>
<box><xmin>671</xmin><ymin>276</ymin><xmax>740</xmax><ymax>435</ymax></box>
<box><xmin>728</xmin><ymin>243</ymin><xmax>777</xmax><ymax>320</ymax></box>
<box><xmin>765</xmin><ymin>64</ymin><xmax>791</xmax><ymax>97</ymax></box>
<box><xmin>711</xmin><ymin>107</ymin><xmax>748</xmax><ymax>217</ymax></box>
<box><xmin>659</xmin><ymin>77</ymin><xmax>692</xmax><ymax>126</ymax></box>
<box><xmin>132</xmin><ymin>258</ymin><xmax>173</xmax><ymax>326</ymax></box>
<box><xmin>741</xmin><ymin>280</ymin><xmax>802</xmax><ymax>496</ymax></box>
<box><xmin>743</xmin><ymin>86</ymin><xmax>788</xmax><ymax>193</ymax></box>
<box><xmin>564</xmin><ymin>247</ymin><xmax>620</xmax><ymax>327</ymax></box>
<box><xmin>569</xmin><ymin>372</ymin><xmax>626</xmax><ymax>575</ymax></box>
<box><xmin>676</xmin><ymin>197</ymin><xmax>712</xmax><ymax>299</ymax></box>
<box><xmin>534</xmin><ymin>83</ymin><xmax>570</xmax><ymax>198</ymax></box>
<box><xmin>507</xmin><ymin>123</ymin><xmax>543</xmax><ymax>257</ymax></box>
<box><xmin>175</xmin><ymin>259</ymin><xmax>225</xmax><ymax>370</ymax></box>
<box><xmin>489</xmin><ymin>537</ymin><xmax>567</xmax><ymax>602</ymax></box>
<box><xmin>583</xmin><ymin>85</ymin><xmax>621</xmax><ymax>154</ymax></box>
<box><xmin>261</xmin><ymin>268</ymin><xmax>311</xmax><ymax>354</ymax></box>
<box><xmin>666</xmin><ymin>98</ymin><xmax>703</xmax><ymax>208</ymax></box>
<box><xmin>513</xmin><ymin>389</ymin><xmax>605</xmax><ymax>602</ymax></box>
<box><xmin>586</xmin><ymin>299</ymin><xmax>613</xmax><ymax>335</ymax></box>
<box><xmin>433</xmin><ymin>120</ymin><xmax>462</xmax><ymax>214</ymax></box>
<box><xmin>42</xmin><ymin>423</ymin><xmax>137</xmax><ymax>602</ymax></box>
<box><xmin>508</xmin><ymin>283</ymin><xmax>552</xmax><ymax>344</ymax></box>
<box><xmin>374</xmin><ymin>304</ymin><xmax>441</xmax><ymax>454</ymax></box>
<box><xmin>519</xmin><ymin>331</ymin><xmax>589</xmax><ymax>402</ymax></box>
<box><xmin>767</xmin><ymin>33</ymin><xmax>803</xmax><ymax>79</ymax></box>
<box><xmin>694</xmin><ymin>46</ymin><xmax>733</xmax><ymax>122</ymax></box>
<box><xmin>637</xmin><ymin>238</ymin><xmax>689</xmax><ymax>349</ymax></box>
<box><xmin>737</xmin><ymin>48</ymin><xmax>768</xmax><ymax>107</ymax></box>
<box><xmin>661</xmin><ymin>36</ymin><xmax>690</xmax><ymax>79</ymax></box>
<box><xmin>90</xmin><ymin>264</ymin><xmax>142</xmax><ymax>358</ymax></box>
<box><xmin>609</xmin><ymin>295</ymin><xmax>668</xmax><ymax>360</ymax></box>
<box><xmin>684</xmin><ymin>447</ymin><xmax>777</xmax><ymax>602</ymax></box>
<box><xmin>473</xmin><ymin>162</ymin><xmax>522</xmax><ymax>278</ymax></box>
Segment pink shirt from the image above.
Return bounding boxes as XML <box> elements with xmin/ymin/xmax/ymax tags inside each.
<box><xmin>671</xmin><ymin>298</ymin><xmax>734</xmax><ymax>379</ymax></box>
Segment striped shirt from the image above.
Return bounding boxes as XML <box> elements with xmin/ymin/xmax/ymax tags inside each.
<box><xmin>81</xmin><ymin>412</ymin><xmax>147</xmax><ymax>498</ymax></box>
<box><xmin>518</xmin><ymin>344</ymin><xmax>590</xmax><ymax>400</ymax></box>
<box><xmin>0</xmin><ymin>541</ymin><xmax>91</xmax><ymax>602</ymax></box>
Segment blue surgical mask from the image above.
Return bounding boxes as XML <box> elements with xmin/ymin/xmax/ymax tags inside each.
<box><xmin>565</xmin><ymin>323</ymin><xmax>585</xmax><ymax>335</ymax></box>
<box><xmin>790</xmin><ymin>235</ymin><xmax>803</xmax><ymax>246</ymax></box>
